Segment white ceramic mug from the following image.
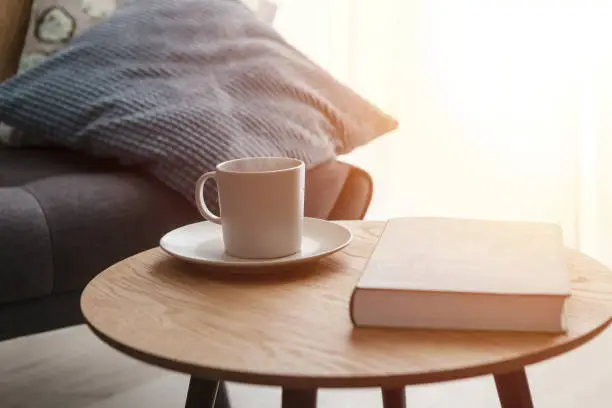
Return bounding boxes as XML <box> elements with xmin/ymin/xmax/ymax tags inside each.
<box><xmin>195</xmin><ymin>157</ymin><xmax>305</xmax><ymax>259</ymax></box>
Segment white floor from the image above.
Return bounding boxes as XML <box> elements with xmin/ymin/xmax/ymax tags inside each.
<box><xmin>0</xmin><ymin>325</ymin><xmax>610</xmax><ymax>408</ymax></box>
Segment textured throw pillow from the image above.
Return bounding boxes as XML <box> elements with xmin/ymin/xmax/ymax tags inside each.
<box><xmin>0</xmin><ymin>0</ymin><xmax>397</xmax><ymax>208</ymax></box>
<box><xmin>1</xmin><ymin>0</ymin><xmax>277</xmax><ymax>147</ymax></box>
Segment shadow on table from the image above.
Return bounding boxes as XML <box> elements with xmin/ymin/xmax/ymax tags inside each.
<box><xmin>148</xmin><ymin>254</ymin><xmax>348</xmax><ymax>286</ymax></box>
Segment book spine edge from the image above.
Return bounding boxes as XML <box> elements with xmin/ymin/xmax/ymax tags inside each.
<box><xmin>349</xmin><ymin>288</ymin><xmax>361</xmax><ymax>327</ymax></box>
<box><xmin>349</xmin><ymin>220</ymin><xmax>392</xmax><ymax>328</ymax></box>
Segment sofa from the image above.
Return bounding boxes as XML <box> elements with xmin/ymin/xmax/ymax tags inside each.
<box><xmin>0</xmin><ymin>0</ymin><xmax>379</xmax><ymax>342</ymax></box>
<box><xmin>0</xmin><ymin>145</ymin><xmax>373</xmax><ymax>341</ymax></box>
<box><xmin>0</xmin><ymin>3</ymin><xmax>378</xmax><ymax>406</ymax></box>
<box><xmin>0</xmin><ymin>147</ymin><xmax>373</xmax><ymax>408</ymax></box>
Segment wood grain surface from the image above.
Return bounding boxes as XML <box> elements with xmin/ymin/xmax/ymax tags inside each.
<box><xmin>81</xmin><ymin>221</ymin><xmax>612</xmax><ymax>389</ymax></box>
<box><xmin>0</xmin><ymin>0</ymin><xmax>33</xmax><ymax>81</ymax></box>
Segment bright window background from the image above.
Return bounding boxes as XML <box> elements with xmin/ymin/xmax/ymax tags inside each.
<box><xmin>274</xmin><ymin>0</ymin><xmax>612</xmax><ymax>266</ymax></box>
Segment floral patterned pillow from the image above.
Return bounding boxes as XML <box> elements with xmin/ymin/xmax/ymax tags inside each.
<box><xmin>19</xmin><ymin>0</ymin><xmax>124</xmax><ymax>74</ymax></box>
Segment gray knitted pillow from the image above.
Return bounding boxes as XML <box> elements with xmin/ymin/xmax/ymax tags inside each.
<box><xmin>0</xmin><ymin>0</ymin><xmax>397</xmax><ymax>207</ymax></box>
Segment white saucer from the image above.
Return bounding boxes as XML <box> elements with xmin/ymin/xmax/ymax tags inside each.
<box><xmin>159</xmin><ymin>217</ymin><xmax>352</xmax><ymax>268</ymax></box>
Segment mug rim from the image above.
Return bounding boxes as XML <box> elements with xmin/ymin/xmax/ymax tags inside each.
<box><xmin>216</xmin><ymin>157</ymin><xmax>304</xmax><ymax>175</ymax></box>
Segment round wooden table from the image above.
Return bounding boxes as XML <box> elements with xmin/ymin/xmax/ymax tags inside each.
<box><xmin>81</xmin><ymin>221</ymin><xmax>612</xmax><ymax>408</ymax></box>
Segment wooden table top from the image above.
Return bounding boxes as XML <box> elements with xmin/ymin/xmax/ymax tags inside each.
<box><xmin>81</xmin><ymin>221</ymin><xmax>612</xmax><ymax>389</ymax></box>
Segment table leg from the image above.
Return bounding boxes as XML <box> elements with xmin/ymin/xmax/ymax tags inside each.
<box><xmin>494</xmin><ymin>368</ymin><xmax>534</xmax><ymax>408</ymax></box>
<box><xmin>381</xmin><ymin>388</ymin><xmax>406</xmax><ymax>408</ymax></box>
<box><xmin>185</xmin><ymin>377</ymin><xmax>230</xmax><ymax>408</ymax></box>
<box><xmin>281</xmin><ymin>388</ymin><xmax>317</xmax><ymax>408</ymax></box>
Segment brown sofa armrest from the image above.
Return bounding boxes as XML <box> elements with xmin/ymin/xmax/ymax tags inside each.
<box><xmin>0</xmin><ymin>0</ymin><xmax>34</xmax><ymax>81</ymax></box>
<box><xmin>328</xmin><ymin>163</ymin><xmax>373</xmax><ymax>221</ymax></box>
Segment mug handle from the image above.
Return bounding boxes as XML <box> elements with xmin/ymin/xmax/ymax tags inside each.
<box><xmin>195</xmin><ymin>171</ymin><xmax>221</xmax><ymax>225</ymax></box>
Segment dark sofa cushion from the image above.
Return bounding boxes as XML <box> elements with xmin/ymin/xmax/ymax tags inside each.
<box><xmin>0</xmin><ymin>188</ymin><xmax>54</xmax><ymax>304</ymax></box>
<box><xmin>0</xmin><ymin>0</ymin><xmax>397</xmax><ymax>211</ymax></box>
<box><xmin>0</xmin><ymin>146</ymin><xmax>118</xmax><ymax>186</ymax></box>
<box><xmin>23</xmin><ymin>172</ymin><xmax>199</xmax><ymax>295</ymax></box>
<box><xmin>0</xmin><ymin>146</ymin><xmax>358</xmax><ymax>304</ymax></box>
<box><xmin>0</xmin><ymin>169</ymin><xmax>197</xmax><ymax>305</ymax></box>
